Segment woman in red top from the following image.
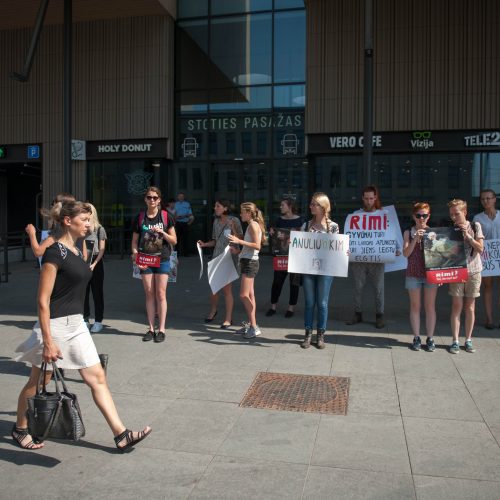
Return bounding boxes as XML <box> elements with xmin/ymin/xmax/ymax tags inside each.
<box><xmin>402</xmin><ymin>202</ymin><xmax>438</xmax><ymax>352</ymax></box>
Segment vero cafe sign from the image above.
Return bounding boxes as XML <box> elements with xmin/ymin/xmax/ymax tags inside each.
<box><xmin>344</xmin><ymin>210</ymin><xmax>397</xmax><ymax>263</ymax></box>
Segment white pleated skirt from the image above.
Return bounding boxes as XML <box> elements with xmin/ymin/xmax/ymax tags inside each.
<box><xmin>15</xmin><ymin>314</ymin><xmax>100</xmax><ymax>370</ymax></box>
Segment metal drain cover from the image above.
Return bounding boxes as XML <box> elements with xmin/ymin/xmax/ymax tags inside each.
<box><xmin>240</xmin><ymin>372</ymin><xmax>350</xmax><ymax>415</ymax></box>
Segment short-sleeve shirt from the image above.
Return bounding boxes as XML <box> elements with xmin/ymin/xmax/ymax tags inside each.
<box><xmin>473</xmin><ymin>211</ymin><xmax>500</xmax><ymax>240</ymax></box>
<box><xmin>175</xmin><ymin>200</ymin><xmax>193</xmax><ymax>223</ymax></box>
<box><xmin>132</xmin><ymin>211</ymin><xmax>174</xmax><ymax>261</ymax></box>
<box><xmin>85</xmin><ymin>226</ymin><xmax>107</xmax><ymax>257</ymax></box>
<box><xmin>212</xmin><ymin>216</ymin><xmax>243</xmax><ymax>258</ymax></box>
<box><xmin>463</xmin><ymin>221</ymin><xmax>484</xmax><ymax>275</ymax></box>
<box><xmin>42</xmin><ymin>243</ymin><xmax>92</xmax><ymax>319</ymax></box>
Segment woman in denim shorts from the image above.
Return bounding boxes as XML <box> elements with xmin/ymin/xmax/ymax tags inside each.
<box><xmin>228</xmin><ymin>202</ymin><xmax>267</xmax><ymax>339</ymax></box>
<box><xmin>402</xmin><ymin>202</ymin><xmax>438</xmax><ymax>352</ymax></box>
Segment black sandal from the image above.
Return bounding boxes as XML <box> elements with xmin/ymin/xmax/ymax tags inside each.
<box><xmin>11</xmin><ymin>424</ymin><xmax>42</xmax><ymax>449</ymax></box>
<box><xmin>114</xmin><ymin>427</ymin><xmax>152</xmax><ymax>452</ymax></box>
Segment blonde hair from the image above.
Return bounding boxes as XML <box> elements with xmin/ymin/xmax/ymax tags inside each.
<box><xmin>447</xmin><ymin>199</ymin><xmax>467</xmax><ymax>212</ymax></box>
<box><xmin>87</xmin><ymin>203</ymin><xmax>102</xmax><ymax>232</ymax></box>
<box><xmin>311</xmin><ymin>192</ymin><xmax>331</xmax><ymax>220</ymax></box>
<box><xmin>241</xmin><ymin>202</ymin><xmax>267</xmax><ymax>244</ymax></box>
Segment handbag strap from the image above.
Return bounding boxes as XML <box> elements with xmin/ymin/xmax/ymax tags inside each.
<box><xmin>39</xmin><ymin>399</ymin><xmax>63</xmax><ymax>441</ymax></box>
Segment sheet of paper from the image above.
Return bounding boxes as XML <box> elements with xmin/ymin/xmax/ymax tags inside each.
<box><xmin>197</xmin><ymin>242</ymin><xmax>204</xmax><ymax>279</ymax></box>
<box><xmin>207</xmin><ymin>246</ymin><xmax>239</xmax><ymax>294</ymax></box>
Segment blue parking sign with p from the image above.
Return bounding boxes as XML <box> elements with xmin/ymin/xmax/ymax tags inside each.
<box><xmin>28</xmin><ymin>145</ymin><xmax>40</xmax><ymax>159</ymax></box>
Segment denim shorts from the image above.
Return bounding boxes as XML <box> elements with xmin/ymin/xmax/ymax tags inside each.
<box><xmin>405</xmin><ymin>276</ymin><xmax>437</xmax><ymax>290</ymax></box>
<box><xmin>240</xmin><ymin>258</ymin><xmax>259</xmax><ymax>278</ymax></box>
<box><xmin>140</xmin><ymin>259</ymin><xmax>170</xmax><ymax>275</ymax></box>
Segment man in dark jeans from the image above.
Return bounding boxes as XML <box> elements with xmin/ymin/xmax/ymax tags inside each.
<box><xmin>174</xmin><ymin>192</ymin><xmax>194</xmax><ymax>256</ymax></box>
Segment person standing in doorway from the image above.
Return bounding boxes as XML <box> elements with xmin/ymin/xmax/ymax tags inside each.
<box><xmin>346</xmin><ymin>185</ymin><xmax>392</xmax><ymax>329</ymax></box>
<box><xmin>175</xmin><ymin>192</ymin><xmax>194</xmax><ymax>257</ymax></box>
<box><xmin>266</xmin><ymin>198</ymin><xmax>303</xmax><ymax>318</ymax></box>
<box><xmin>473</xmin><ymin>189</ymin><xmax>500</xmax><ymax>329</ymax></box>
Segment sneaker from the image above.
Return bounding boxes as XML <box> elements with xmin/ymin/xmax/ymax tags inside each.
<box><xmin>142</xmin><ymin>330</ymin><xmax>154</xmax><ymax>342</ymax></box>
<box><xmin>243</xmin><ymin>326</ymin><xmax>262</xmax><ymax>339</ymax></box>
<box><xmin>236</xmin><ymin>321</ymin><xmax>250</xmax><ymax>335</ymax></box>
<box><xmin>426</xmin><ymin>337</ymin><xmax>436</xmax><ymax>352</ymax></box>
<box><xmin>411</xmin><ymin>336</ymin><xmax>422</xmax><ymax>351</ymax></box>
<box><xmin>449</xmin><ymin>341</ymin><xmax>460</xmax><ymax>354</ymax></box>
<box><xmin>90</xmin><ymin>322</ymin><xmax>103</xmax><ymax>333</ymax></box>
<box><xmin>154</xmin><ymin>331</ymin><xmax>166</xmax><ymax>343</ymax></box>
<box><xmin>464</xmin><ymin>340</ymin><xmax>475</xmax><ymax>353</ymax></box>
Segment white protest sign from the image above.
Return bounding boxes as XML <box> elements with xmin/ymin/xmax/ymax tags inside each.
<box><xmin>288</xmin><ymin>231</ymin><xmax>349</xmax><ymax>278</ymax></box>
<box><xmin>197</xmin><ymin>242</ymin><xmax>204</xmax><ymax>279</ymax></box>
<box><xmin>344</xmin><ymin>209</ymin><xmax>396</xmax><ymax>263</ymax></box>
<box><xmin>207</xmin><ymin>245</ymin><xmax>239</xmax><ymax>294</ymax></box>
<box><xmin>383</xmin><ymin>204</ymin><xmax>407</xmax><ymax>273</ymax></box>
<box><xmin>480</xmin><ymin>239</ymin><xmax>500</xmax><ymax>277</ymax></box>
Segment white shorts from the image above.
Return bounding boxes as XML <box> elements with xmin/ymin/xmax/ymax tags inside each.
<box><xmin>15</xmin><ymin>314</ymin><xmax>100</xmax><ymax>370</ymax></box>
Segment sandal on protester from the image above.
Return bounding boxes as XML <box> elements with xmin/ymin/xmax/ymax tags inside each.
<box><xmin>484</xmin><ymin>323</ymin><xmax>495</xmax><ymax>330</ymax></box>
<box><xmin>11</xmin><ymin>424</ymin><xmax>43</xmax><ymax>450</ymax></box>
<box><xmin>204</xmin><ymin>311</ymin><xmax>218</xmax><ymax>323</ymax></box>
<box><xmin>220</xmin><ymin>321</ymin><xmax>233</xmax><ymax>329</ymax></box>
<box><xmin>114</xmin><ymin>427</ymin><xmax>152</xmax><ymax>453</ymax></box>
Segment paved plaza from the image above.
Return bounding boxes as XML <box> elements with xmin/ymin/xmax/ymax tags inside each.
<box><xmin>1</xmin><ymin>255</ymin><xmax>500</xmax><ymax>499</ymax></box>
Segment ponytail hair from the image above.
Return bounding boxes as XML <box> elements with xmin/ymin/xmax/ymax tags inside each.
<box><xmin>241</xmin><ymin>202</ymin><xmax>267</xmax><ymax>244</ymax></box>
<box><xmin>42</xmin><ymin>201</ymin><xmax>91</xmax><ymax>234</ymax></box>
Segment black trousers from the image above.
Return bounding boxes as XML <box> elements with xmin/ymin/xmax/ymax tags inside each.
<box><xmin>175</xmin><ymin>221</ymin><xmax>190</xmax><ymax>256</ymax></box>
<box><xmin>84</xmin><ymin>259</ymin><xmax>104</xmax><ymax>322</ymax></box>
<box><xmin>270</xmin><ymin>270</ymin><xmax>300</xmax><ymax>306</ymax></box>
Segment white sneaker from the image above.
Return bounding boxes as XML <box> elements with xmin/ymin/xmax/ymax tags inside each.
<box><xmin>243</xmin><ymin>326</ymin><xmax>261</xmax><ymax>339</ymax></box>
<box><xmin>236</xmin><ymin>321</ymin><xmax>250</xmax><ymax>335</ymax></box>
<box><xmin>91</xmin><ymin>322</ymin><xmax>103</xmax><ymax>333</ymax></box>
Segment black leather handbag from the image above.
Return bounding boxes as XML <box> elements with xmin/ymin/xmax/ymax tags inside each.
<box><xmin>27</xmin><ymin>362</ymin><xmax>85</xmax><ymax>441</ymax></box>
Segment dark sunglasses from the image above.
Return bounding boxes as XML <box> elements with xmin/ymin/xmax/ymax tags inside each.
<box><xmin>146</xmin><ymin>196</ymin><xmax>159</xmax><ymax>201</ymax></box>
<box><xmin>415</xmin><ymin>213</ymin><xmax>429</xmax><ymax>219</ymax></box>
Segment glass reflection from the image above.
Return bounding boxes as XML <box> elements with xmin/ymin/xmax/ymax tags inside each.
<box><xmin>274</xmin><ymin>10</ymin><xmax>305</xmax><ymax>83</ymax></box>
<box><xmin>274</xmin><ymin>85</ymin><xmax>305</xmax><ymax>108</ymax></box>
<box><xmin>178</xmin><ymin>0</ymin><xmax>208</xmax><ymax>20</ymax></box>
<box><xmin>211</xmin><ymin>0</ymin><xmax>272</xmax><ymax>15</ymax></box>
<box><xmin>209</xmin><ymin>86</ymin><xmax>271</xmax><ymax>112</ymax></box>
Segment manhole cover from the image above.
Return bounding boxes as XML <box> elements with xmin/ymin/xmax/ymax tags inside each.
<box><xmin>240</xmin><ymin>372</ymin><xmax>350</xmax><ymax>415</ymax></box>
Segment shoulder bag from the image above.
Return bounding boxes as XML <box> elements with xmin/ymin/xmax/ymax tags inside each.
<box><xmin>27</xmin><ymin>362</ymin><xmax>85</xmax><ymax>441</ymax></box>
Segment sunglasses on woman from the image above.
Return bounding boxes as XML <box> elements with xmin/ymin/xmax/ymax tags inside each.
<box><xmin>415</xmin><ymin>213</ymin><xmax>429</xmax><ymax>219</ymax></box>
<box><xmin>146</xmin><ymin>196</ymin><xmax>159</xmax><ymax>201</ymax></box>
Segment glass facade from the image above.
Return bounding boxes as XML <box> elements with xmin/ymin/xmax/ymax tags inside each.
<box><xmin>175</xmin><ymin>1</ymin><xmax>307</xmax><ymax>240</ymax></box>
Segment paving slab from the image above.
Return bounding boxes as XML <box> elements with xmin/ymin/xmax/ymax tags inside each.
<box><xmin>347</xmin><ymin>374</ymin><xmax>401</xmax><ymax>416</ymax></box>
<box><xmin>404</xmin><ymin>417</ymin><xmax>500</xmax><ymax>481</ymax></box>
<box><xmin>303</xmin><ymin>466</ymin><xmax>415</xmax><ymax>500</ymax></box>
<box><xmin>311</xmin><ymin>413</ymin><xmax>411</xmax><ymax>474</ymax></box>
<box><xmin>189</xmin><ymin>456</ymin><xmax>306</xmax><ymax>500</ymax></box>
<box><xmin>413</xmin><ymin>475</ymin><xmax>500</xmax><ymax>500</ymax></box>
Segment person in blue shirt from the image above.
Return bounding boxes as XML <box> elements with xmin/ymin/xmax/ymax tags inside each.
<box><xmin>174</xmin><ymin>192</ymin><xmax>194</xmax><ymax>256</ymax></box>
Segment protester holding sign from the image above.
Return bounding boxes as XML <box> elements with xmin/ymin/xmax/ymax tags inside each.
<box><xmin>228</xmin><ymin>202</ymin><xmax>267</xmax><ymax>339</ymax></box>
<box><xmin>473</xmin><ymin>189</ymin><xmax>500</xmax><ymax>329</ymax></box>
<box><xmin>266</xmin><ymin>199</ymin><xmax>303</xmax><ymax>318</ymax></box>
<box><xmin>346</xmin><ymin>185</ymin><xmax>392</xmax><ymax>329</ymax></box>
<box><xmin>299</xmin><ymin>192</ymin><xmax>340</xmax><ymax>349</ymax></box>
<box><xmin>131</xmin><ymin>187</ymin><xmax>177</xmax><ymax>343</ymax></box>
<box><xmin>402</xmin><ymin>203</ymin><xmax>438</xmax><ymax>352</ymax></box>
<box><xmin>448</xmin><ymin>199</ymin><xmax>484</xmax><ymax>354</ymax></box>
<box><xmin>197</xmin><ymin>199</ymin><xmax>243</xmax><ymax>329</ymax></box>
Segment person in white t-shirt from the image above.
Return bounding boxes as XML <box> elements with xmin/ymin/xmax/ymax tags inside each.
<box><xmin>473</xmin><ymin>189</ymin><xmax>500</xmax><ymax>329</ymax></box>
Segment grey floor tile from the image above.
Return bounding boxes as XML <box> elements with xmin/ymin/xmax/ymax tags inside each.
<box><xmin>331</xmin><ymin>344</ymin><xmax>395</xmax><ymax>376</ymax></box>
<box><xmin>189</xmin><ymin>456</ymin><xmax>306</xmax><ymax>499</ymax></box>
<box><xmin>311</xmin><ymin>413</ymin><xmax>411</xmax><ymax>474</ymax></box>
<box><xmin>404</xmin><ymin>417</ymin><xmax>500</xmax><ymax>480</ymax></box>
<box><xmin>267</xmin><ymin>349</ymin><xmax>333</xmax><ymax>376</ymax></box>
<box><xmin>217</xmin><ymin>407</ymin><xmax>320</xmax><ymax>464</ymax></box>
<box><xmin>347</xmin><ymin>374</ymin><xmax>400</xmax><ymax>416</ymax></box>
<box><xmin>392</xmin><ymin>348</ymin><xmax>461</xmax><ymax>380</ymax></box>
<box><xmin>303</xmin><ymin>466</ymin><xmax>415</xmax><ymax>500</ymax></box>
<box><xmin>397</xmin><ymin>376</ymin><xmax>483</xmax><ymax>421</ymax></box>
<box><xmin>414</xmin><ymin>474</ymin><xmax>500</xmax><ymax>500</ymax></box>
<box><xmin>489</xmin><ymin>423</ymin><xmax>500</xmax><ymax>445</ymax></box>
<box><xmin>463</xmin><ymin>379</ymin><xmax>500</xmax><ymax>424</ymax></box>
<box><xmin>148</xmin><ymin>399</ymin><xmax>243</xmax><ymax>455</ymax></box>
<box><xmin>77</xmin><ymin>448</ymin><xmax>213</xmax><ymax>500</ymax></box>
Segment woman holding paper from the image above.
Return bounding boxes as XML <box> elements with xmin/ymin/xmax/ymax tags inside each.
<box><xmin>228</xmin><ymin>202</ymin><xmax>267</xmax><ymax>339</ymax></box>
<box><xmin>131</xmin><ymin>187</ymin><xmax>176</xmax><ymax>343</ymax></box>
<box><xmin>197</xmin><ymin>199</ymin><xmax>243</xmax><ymax>328</ymax></box>
<box><xmin>402</xmin><ymin>202</ymin><xmax>438</xmax><ymax>352</ymax></box>
<box><xmin>300</xmin><ymin>192</ymin><xmax>339</xmax><ymax>349</ymax></box>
